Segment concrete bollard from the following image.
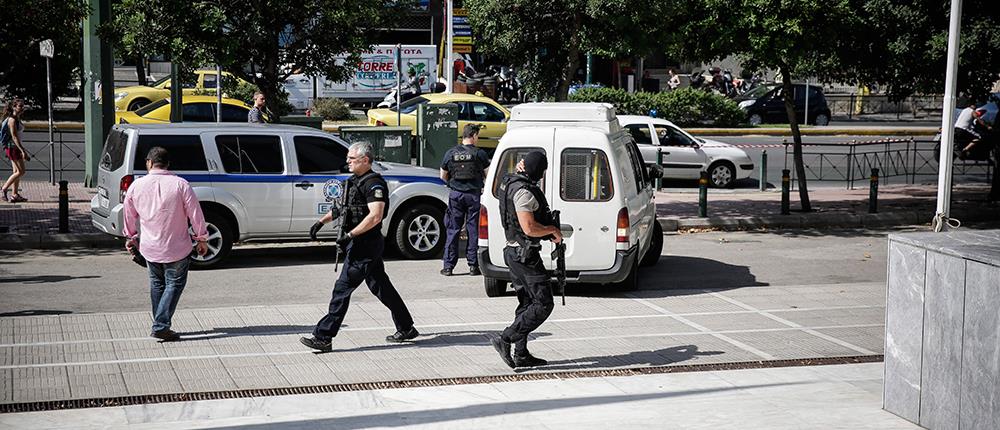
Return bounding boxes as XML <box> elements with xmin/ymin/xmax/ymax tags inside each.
<box><xmin>58</xmin><ymin>180</ymin><xmax>69</xmax><ymax>233</ymax></box>
<box><xmin>869</xmin><ymin>168</ymin><xmax>879</xmax><ymax>214</ymax></box>
<box><xmin>781</xmin><ymin>169</ymin><xmax>791</xmax><ymax>215</ymax></box>
<box><xmin>698</xmin><ymin>171</ymin><xmax>708</xmax><ymax>217</ymax></box>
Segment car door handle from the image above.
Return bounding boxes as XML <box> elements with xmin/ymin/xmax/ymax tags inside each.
<box><xmin>295</xmin><ymin>181</ymin><xmax>314</xmax><ymax>190</ymax></box>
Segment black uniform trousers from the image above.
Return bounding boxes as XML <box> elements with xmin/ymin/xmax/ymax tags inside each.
<box><xmin>501</xmin><ymin>246</ymin><xmax>554</xmax><ymax>354</ymax></box>
<box><xmin>313</xmin><ymin>233</ymin><xmax>414</xmax><ymax>341</ymax></box>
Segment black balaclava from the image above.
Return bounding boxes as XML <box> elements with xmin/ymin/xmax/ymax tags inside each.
<box><xmin>521</xmin><ymin>151</ymin><xmax>547</xmax><ymax>182</ymax></box>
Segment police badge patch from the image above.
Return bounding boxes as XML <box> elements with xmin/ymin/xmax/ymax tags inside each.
<box><xmin>374</xmin><ymin>187</ymin><xmax>384</xmax><ymax>199</ymax></box>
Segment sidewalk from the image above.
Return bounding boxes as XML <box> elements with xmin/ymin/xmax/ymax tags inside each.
<box><xmin>2</xmin><ymin>181</ymin><xmax>998</xmax><ymax>249</ymax></box>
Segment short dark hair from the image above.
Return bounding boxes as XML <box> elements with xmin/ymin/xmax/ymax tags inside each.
<box><xmin>146</xmin><ymin>146</ymin><xmax>170</xmax><ymax>168</ymax></box>
<box><xmin>462</xmin><ymin>124</ymin><xmax>481</xmax><ymax>139</ymax></box>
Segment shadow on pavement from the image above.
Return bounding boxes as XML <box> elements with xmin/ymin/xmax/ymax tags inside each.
<box><xmin>205</xmin><ymin>382</ymin><xmax>801</xmax><ymax>430</ymax></box>
<box><xmin>0</xmin><ymin>275</ymin><xmax>100</xmax><ymax>284</ymax></box>
<box><xmin>0</xmin><ymin>309</ymin><xmax>73</xmax><ymax>317</ymax></box>
<box><xmin>530</xmin><ymin>344</ymin><xmax>725</xmax><ymax>372</ymax></box>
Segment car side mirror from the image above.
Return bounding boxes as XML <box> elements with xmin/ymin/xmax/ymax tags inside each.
<box><xmin>647</xmin><ymin>164</ymin><xmax>664</xmax><ymax>179</ymax></box>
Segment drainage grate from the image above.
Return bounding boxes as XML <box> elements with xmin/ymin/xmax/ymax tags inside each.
<box><xmin>0</xmin><ymin>355</ymin><xmax>883</xmax><ymax>413</ymax></box>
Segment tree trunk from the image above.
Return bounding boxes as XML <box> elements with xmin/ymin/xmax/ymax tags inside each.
<box><xmin>134</xmin><ymin>54</ymin><xmax>147</xmax><ymax>86</ymax></box>
<box><xmin>779</xmin><ymin>64</ymin><xmax>812</xmax><ymax>212</ymax></box>
<box><xmin>260</xmin><ymin>31</ymin><xmax>282</xmax><ymax>123</ymax></box>
<box><xmin>556</xmin><ymin>13</ymin><xmax>583</xmax><ymax>102</ymax></box>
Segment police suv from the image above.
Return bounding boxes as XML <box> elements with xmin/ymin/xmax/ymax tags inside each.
<box><xmin>91</xmin><ymin>123</ymin><xmax>449</xmax><ymax>268</ymax></box>
<box><xmin>478</xmin><ymin>103</ymin><xmax>664</xmax><ymax>297</ymax></box>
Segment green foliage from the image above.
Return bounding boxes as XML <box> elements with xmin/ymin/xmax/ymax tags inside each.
<box><xmin>311</xmin><ymin>97</ymin><xmax>353</xmax><ymax>121</ymax></box>
<box><xmin>0</xmin><ymin>0</ymin><xmax>88</xmax><ymax>106</ymax></box>
<box><xmin>568</xmin><ymin>88</ymin><xmax>747</xmax><ymax>127</ymax></box>
<box><xmin>219</xmin><ymin>76</ymin><xmax>294</xmax><ymax>117</ymax></box>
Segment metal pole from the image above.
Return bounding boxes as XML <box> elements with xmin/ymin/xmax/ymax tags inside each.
<box><xmin>781</xmin><ymin>169</ymin><xmax>791</xmax><ymax>215</ymax></box>
<box><xmin>698</xmin><ymin>171</ymin><xmax>708</xmax><ymax>217</ymax></box>
<box><xmin>216</xmin><ymin>64</ymin><xmax>222</xmax><ymax>123</ymax></box>
<box><xmin>396</xmin><ymin>44</ymin><xmax>402</xmax><ymax>126</ymax></box>
<box><xmin>804</xmin><ymin>80</ymin><xmax>809</xmax><ymax>126</ymax></box>
<box><xmin>46</xmin><ymin>56</ymin><xmax>55</xmax><ymax>185</ymax></box>
<box><xmin>58</xmin><ymin>180</ymin><xmax>69</xmax><ymax>233</ymax></box>
<box><xmin>759</xmin><ymin>150</ymin><xmax>768</xmax><ymax>191</ymax></box>
<box><xmin>586</xmin><ymin>53</ymin><xmax>593</xmax><ymax>85</ymax></box>
<box><xmin>656</xmin><ymin>148</ymin><xmax>664</xmax><ymax>191</ymax></box>
<box><xmin>445</xmin><ymin>0</ymin><xmax>453</xmax><ymax>93</ymax></box>
<box><xmin>869</xmin><ymin>168</ymin><xmax>879</xmax><ymax>213</ymax></box>
<box><xmin>933</xmin><ymin>0</ymin><xmax>963</xmax><ymax>232</ymax></box>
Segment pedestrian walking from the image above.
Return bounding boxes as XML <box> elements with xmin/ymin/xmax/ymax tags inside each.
<box><xmin>300</xmin><ymin>142</ymin><xmax>418</xmax><ymax>352</ymax></box>
<box><xmin>123</xmin><ymin>147</ymin><xmax>209</xmax><ymax>342</ymax></box>
<box><xmin>491</xmin><ymin>151</ymin><xmax>561</xmax><ymax>369</ymax></box>
<box><xmin>1</xmin><ymin>98</ymin><xmax>30</xmax><ymax>202</ymax></box>
<box><xmin>248</xmin><ymin>91</ymin><xmax>267</xmax><ymax>123</ymax></box>
<box><xmin>440</xmin><ymin>124</ymin><xmax>491</xmax><ymax>276</ymax></box>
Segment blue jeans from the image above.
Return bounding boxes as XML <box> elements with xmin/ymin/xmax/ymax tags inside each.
<box><xmin>147</xmin><ymin>258</ymin><xmax>191</xmax><ymax>333</ymax></box>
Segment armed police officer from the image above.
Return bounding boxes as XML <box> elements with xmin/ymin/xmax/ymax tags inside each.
<box><xmin>440</xmin><ymin>124</ymin><xmax>491</xmax><ymax>276</ymax></box>
<box><xmin>300</xmin><ymin>142</ymin><xmax>419</xmax><ymax>352</ymax></box>
<box><xmin>490</xmin><ymin>151</ymin><xmax>561</xmax><ymax>369</ymax></box>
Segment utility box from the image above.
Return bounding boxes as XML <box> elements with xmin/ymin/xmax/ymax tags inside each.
<box><xmin>416</xmin><ymin>103</ymin><xmax>459</xmax><ymax>169</ymax></box>
<box><xmin>338</xmin><ymin>126</ymin><xmax>412</xmax><ymax>164</ymax></box>
<box><xmin>279</xmin><ymin>115</ymin><xmax>325</xmax><ymax>130</ymax></box>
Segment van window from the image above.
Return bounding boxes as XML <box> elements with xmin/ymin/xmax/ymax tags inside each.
<box><xmin>491</xmin><ymin>147</ymin><xmax>546</xmax><ymax>198</ymax></box>
<box><xmin>622</xmin><ymin>141</ymin><xmax>645</xmax><ymax>193</ymax></box>
<box><xmin>628</xmin><ymin>141</ymin><xmax>650</xmax><ymax>187</ymax></box>
<box><xmin>560</xmin><ymin>149</ymin><xmax>613</xmax><ymax>202</ymax></box>
<box><xmin>133</xmin><ymin>135</ymin><xmax>208</xmax><ymax>171</ymax></box>
<box><xmin>625</xmin><ymin>124</ymin><xmax>653</xmax><ymax>145</ymax></box>
<box><xmin>215</xmin><ymin>135</ymin><xmax>284</xmax><ymax>174</ymax></box>
<box><xmin>294</xmin><ymin>136</ymin><xmax>347</xmax><ymax>174</ymax></box>
<box><xmin>100</xmin><ymin>128</ymin><xmax>129</xmax><ymax>171</ymax></box>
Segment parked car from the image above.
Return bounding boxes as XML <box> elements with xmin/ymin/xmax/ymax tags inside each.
<box><xmin>115</xmin><ymin>96</ymin><xmax>253</xmax><ymax>124</ymax></box>
<box><xmin>366</xmin><ymin>93</ymin><xmax>510</xmax><ymax>149</ymax></box>
<box><xmin>91</xmin><ymin>123</ymin><xmax>449</xmax><ymax>268</ymax></box>
<box><xmin>738</xmin><ymin>83</ymin><xmax>831</xmax><ymax>126</ymax></box>
<box><xmin>478</xmin><ymin>103</ymin><xmax>664</xmax><ymax>297</ymax></box>
<box><xmin>113</xmin><ymin>70</ymin><xmax>250</xmax><ymax>112</ymax></box>
<box><xmin>618</xmin><ymin>115</ymin><xmax>754</xmax><ymax>188</ymax></box>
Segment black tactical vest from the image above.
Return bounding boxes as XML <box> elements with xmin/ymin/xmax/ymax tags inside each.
<box><xmin>342</xmin><ymin>170</ymin><xmax>388</xmax><ymax>232</ymax></box>
<box><xmin>498</xmin><ymin>174</ymin><xmax>551</xmax><ymax>247</ymax></box>
<box><xmin>449</xmin><ymin>145</ymin><xmax>480</xmax><ymax>181</ymax></box>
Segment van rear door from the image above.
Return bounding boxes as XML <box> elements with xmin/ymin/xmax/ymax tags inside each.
<box><xmin>94</xmin><ymin>127</ymin><xmax>131</xmax><ymax>218</ymax></box>
<box><xmin>550</xmin><ymin>128</ymin><xmax>618</xmax><ymax>271</ymax></box>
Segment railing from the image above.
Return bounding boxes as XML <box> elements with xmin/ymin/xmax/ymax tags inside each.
<box><xmin>783</xmin><ymin>138</ymin><xmax>994</xmax><ymax>189</ymax></box>
<box><xmin>6</xmin><ymin>126</ymin><xmax>86</xmax><ymax>183</ymax></box>
<box><xmin>823</xmin><ymin>94</ymin><xmax>944</xmax><ymax>119</ymax></box>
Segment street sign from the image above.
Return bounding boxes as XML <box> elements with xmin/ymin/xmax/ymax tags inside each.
<box><xmin>39</xmin><ymin>39</ymin><xmax>54</xmax><ymax>58</ymax></box>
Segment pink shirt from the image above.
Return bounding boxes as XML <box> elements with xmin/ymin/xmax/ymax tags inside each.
<box><xmin>123</xmin><ymin>169</ymin><xmax>208</xmax><ymax>263</ymax></box>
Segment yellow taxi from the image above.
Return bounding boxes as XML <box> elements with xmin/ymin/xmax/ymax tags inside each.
<box><xmin>113</xmin><ymin>70</ymin><xmax>250</xmax><ymax>112</ymax></box>
<box><xmin>366</xmin><ymin>93</ymin><xmax>510</xmax><ymax>149</ymax></box>
<box><xmin>115</xmin><ymin>96</ymin><xmax>253</xmax><ymax>124</ymax></box>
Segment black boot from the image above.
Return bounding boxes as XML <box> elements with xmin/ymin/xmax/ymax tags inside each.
<box><xmin>491</xmin><ymin>337</ymin><xmax>515</xmax><ymax>369</ymax></box>
<box><xmin>514</xmin><ymin>352</ymin><xmax>548</xmax><ymax>368</ymax></box>
<box><xmin>299</xmin><ymin>336</ymin><xmax>332</xmax><ymax>352</ymax></box>
<box><xmin>386</xmin><ymin>326</ymin><xmax>419</xmax><ymax>343</ymax></box>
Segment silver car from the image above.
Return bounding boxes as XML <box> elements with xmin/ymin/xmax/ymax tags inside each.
<box><xmin>91</xmin><ymin>123</ymin><xmax>449</xmax><ymax>268</ymax></box>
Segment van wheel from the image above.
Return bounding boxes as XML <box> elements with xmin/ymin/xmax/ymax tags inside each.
<box><xmin>394</xmin><ymin>204</ymin><xmax>445</xmax><ymax>259</ymax></box>
<box><xmin>639</xmin><ymin>222</ymin><xmax>663</xmax><ymax>267</ymax></box>
<box><xmin>615</xmin><ymin>258</ymin><xmax>639</xmax><ymax>291</ymax></box>
<box><xmin>708</xmin><ymin>161</ymin><xmax>736</xmax><ymax>188</ymax></box>
<box><xmin>748</xmin><ymin>113</ymin><xmax>763</xmax><ymax>126</ymax></box>
<box><xmin>485</xmin><ymin>277</ymin><xmax>508</xmax><ymax>297</ymax></box>
<box><xmin>190</xmin><ymin>210</ymin><xmax>234</xmax><ymax>269</ymax></box>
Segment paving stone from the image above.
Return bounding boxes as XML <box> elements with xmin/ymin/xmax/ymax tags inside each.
<box><xmin>0</xmin><ymin>369</ymin><xmax>12</xmax><ymax>403</ymax></box>
<box><xmin>11</xmin><ymin>366</ymin><xmax>69</xmax><ymax>400</ymax></box>
<box><xmin>227</xmin><ymin>365</ymin><xmax>289</xmax><ymax>390</ymax></box>
<box><xmin>11</xmin><ymin>344</ymin><xmax>64</xmax><ymax>366</ymax></box>
<box><xmin>683</xmin><ymin>313</ymin><xmax>792</xmax><ymax>332</ymax></box>
<box><xmin>275</xmin><ymin>362</ymin><xmax>341</xmax><ymax>386</ymax></box>
<box><xmin>121</xmin><ymin>371</ymin><xmax>183</xmax><ymax>395</ymax></box>
<box><xmin>814</xmin><ymin>326</ymin><xmax>886</xmax><ymax>354</ymax></box>
<box><xmin>63</xmin><ymin>342</ymin><xmax>117</xmax><ymax>363</ymax></box>
<box><xmin>171</xmin><ymin>358</ymin><xmax>236</xmax><ymax>392</ymax></box>
<box><xmin>113</xmin><ymin>341</ymin><xmax>167</xmax><ymax>361</ymax></box>
<box><xmin>642</xmin><ymin>295</ymin><xmax>748</xmax><ymax>314</ymax></box>
<box><xmin>67</xmin><ymin>371</ymin><xmax>128</xmax><ymax>399</ymax></box>
<box><xmin>725</xmin><ymin>330</ymin><xmax>862</xmax><ymax>360</ymax></box>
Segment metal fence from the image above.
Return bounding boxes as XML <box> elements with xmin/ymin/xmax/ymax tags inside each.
<box><xmin>783</xmin><ymin>138</ymin><xmax>994</xmax><ymax>189</ymax></box>
<box><xmin>824</xmin><ymin>94</ymin><xmax>944</xmax><ymax>120</ymax></box>
<box><xmin>6</xmin><ymin>127</ymin><xmax>86</xmax><ymax>183</ymax></box>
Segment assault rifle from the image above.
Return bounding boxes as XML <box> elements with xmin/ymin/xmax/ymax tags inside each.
<box><xmin>549</xmin><ymin>210</ymin><xmax>566</xmax><ymax>306</ymax></box>
<box><xmin>332</xmin><ymin>180</ymin><xmax>351</xmax><ymax>272</ymax></box>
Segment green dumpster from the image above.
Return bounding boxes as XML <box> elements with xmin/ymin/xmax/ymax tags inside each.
<box><xmin>279</xmin><ymin>115</ymin><xmax>325</xmax><ymax>130</ymax></box>
<box><xmin>338</xmin><ymin>126</ymin><xmax>412</xmax><ymax>164</ymax></box>
<box><xmin>416</xmin><ymin>103</ymin><xmax>459</xmax><ymax>169</ymax></box>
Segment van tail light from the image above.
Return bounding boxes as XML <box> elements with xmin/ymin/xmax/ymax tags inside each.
<box><xmin>478</xmin><ymin>205</ymin><xmax>489</xmax><ymax>240</ymax></box>
<box><xmin>120</xmin><ymin>174</ymin><xmax>134</xmax><ymax>202</ymax></box>
<box><xmin>616</xmin><ymin>208</ymin><xmax>630</xmax><ymax>245</ymax></box>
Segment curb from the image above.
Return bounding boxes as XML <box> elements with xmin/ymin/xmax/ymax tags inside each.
<box><xmin>659</xmin><ymin>209</ymin><xmax>999</xmax><ymax>232</ymax></box>
<box><xmin>685</xmin><ymin>127</ymin><xmax>938</xmax><ymax>137</ymax></box>
<box><xmin>0</xmin><ymin>232</ymin><xmax>120</xmax><ymax>250</ymax></box>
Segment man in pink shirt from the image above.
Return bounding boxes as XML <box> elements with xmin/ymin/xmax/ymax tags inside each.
<box><xmin>123</xmin><ymin>147</ymin><xmax>209</xmax><ymax>342</ymax></box>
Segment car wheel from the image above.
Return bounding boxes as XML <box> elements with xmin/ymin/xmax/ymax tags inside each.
<box><xmin>749</xmin><ymin>113</ymin><xmax>763</xmax><ymax>126</ymax></box>
<box><xmin>708</xmin><ymin>161</ymin><xmax>736</xmax><ymax>188</ymax></box>
<box><xmin>639</xmin><ymin>221</ymin><xmax>663</xmax><ymax>267</ymax></box>
<box><xmin>615</xmin><ymin>258</ymin><xmax>639</xmax><ymax>291</ymax></box>
<box><xmin>394</xmin><ymin>204</ymin><xmax>445</xmax><ymax>259</ymax></box>
<box><xmin>190</xmin><ymin>210</ymin><xmax>234</xmax><ymax>269</ymax></box>
<box><xmin>127</xmin><ymin>99</ymin><xmax>149</xmax><ymax>111</ymax></box>
<box><xmin>814</xmin><ymin>113</ymin><xmax>830</xmax><ymax>126</ymax></box>
<box><xmin>485</xmin><ymin>277</ymin><xmax>508</xmax><ymax>297</ymax></box>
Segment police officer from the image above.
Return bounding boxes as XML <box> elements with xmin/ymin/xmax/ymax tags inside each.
<box><xmin>490</xmin><ymin>151</ymin><xmax>561</xmax><ymax>368</ymax></box>
<box><xmin>440</xmin><ymin>124</ymin><xmax>491</xmax><ymax>276</ymax></box>
<box><xmin>300</xmin><ymin>142</ymin><xmax>418</xmax><ymax>352</ymax></box>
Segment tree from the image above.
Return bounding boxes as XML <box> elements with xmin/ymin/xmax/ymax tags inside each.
<box><xmin>662</xmin><ymin>0</ymin><xmax>863</xmax><ymax>211</ymax></box>
<box><xmin>844</xmin><ymin>0</ymin><xmax>1000</xmax><ymax>103</ymax></box>
<box><xmin>0</xmin><ymin>0</ymin><xmax>89</xmax><ymax>107</ymax></box>
<box><xmin>106</xmin><ymin>0</ymin><xmax>407</xmax><ymax>118</ymax></box>
<box><xmin>467</xmin><ymin>0</ymin><xmax>676</xmax><ymax>101</ymax></box>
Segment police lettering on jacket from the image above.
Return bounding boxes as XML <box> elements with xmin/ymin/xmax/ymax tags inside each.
<box><xmin>449</xmin><ymin>145</ymin><xmax>480</xmax><ymax>181</ymax></box>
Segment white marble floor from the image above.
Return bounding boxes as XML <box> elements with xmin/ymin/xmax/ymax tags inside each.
<box><xmin>1</xmin><ymin>362</ymin><xmax>918</xmax><ymax>430</ymax></box>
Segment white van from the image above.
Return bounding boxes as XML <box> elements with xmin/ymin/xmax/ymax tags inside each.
<box><xmin>477</xmin><ymin>103</ymin><xmax>664</xmax><ymax>297</ymax></box>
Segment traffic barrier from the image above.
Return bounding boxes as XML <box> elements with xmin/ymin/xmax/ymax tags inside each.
<box><xmin>698</xmin><ymin>171</ymin><xmax>708</xmax><ymax>217</ymax></box>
